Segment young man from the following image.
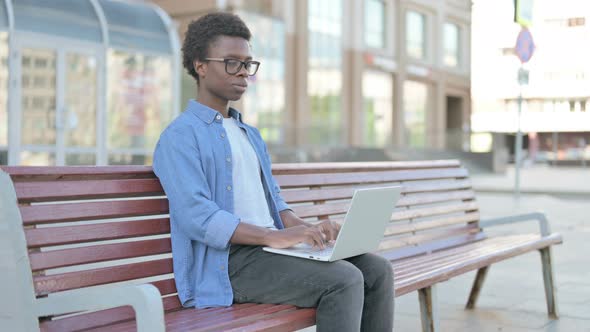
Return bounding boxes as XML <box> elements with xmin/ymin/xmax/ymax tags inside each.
<box><xmin>153</xmin><ymin>12</ymin><xmax>394</xmax><ymax>331</ymax></box>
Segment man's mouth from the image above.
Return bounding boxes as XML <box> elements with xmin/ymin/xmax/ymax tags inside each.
<box><xmin>233</xmin><ymin>83</ymin><xmax>248</xmax><ymax>92</ymax></box>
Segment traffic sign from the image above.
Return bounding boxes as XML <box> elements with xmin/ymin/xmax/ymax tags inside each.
<box><xmin>515</xmin><ymin>27</ymin><xmax>535</xmax><ymax>63</ymax></box>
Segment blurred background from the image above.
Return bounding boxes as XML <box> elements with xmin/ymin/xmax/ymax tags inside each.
<box><xmin>0</xmin><ymin>0</ymin><xmax>588</xmax><ymax>170</ymax></box>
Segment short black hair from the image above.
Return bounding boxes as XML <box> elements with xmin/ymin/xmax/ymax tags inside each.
<box><xmin>182</xmin><ymin>12</ymin><xmax>252</xmax><ymax>84</ymax></box>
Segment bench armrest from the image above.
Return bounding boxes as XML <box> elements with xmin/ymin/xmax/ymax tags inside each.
<box><xmin>35</xmin><ymin>284</ymin><xmax>165</xmax><ymax>332</ymax></box>
<box><xmin>479</xmin><ymin>212</ymin><xmax>551</xmax><ymax>237</ymax></box>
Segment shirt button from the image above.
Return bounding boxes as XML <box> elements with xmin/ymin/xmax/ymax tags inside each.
<box><xmin>227</xmin><ymin>185</ymin><xmax>232</xmax><ymax>191</ymax></box>
<box><xmin>220</xmin><ymin>266</ymin><xmax>225</xmax><ymax>271</ymax></box>
<box><xmin>215</xmin><ymin>114</ymin><xmax>221</xmax><ymax>120</ymax></box>
<box><xmin>221</xmin><ymin>133</ymin><xmax>226</xmax><ymax>138</ymax></box>
<box><xmin>226</xmin><ymin>157</ymin><xmax>231</xmax><ymax>163</ymax></box>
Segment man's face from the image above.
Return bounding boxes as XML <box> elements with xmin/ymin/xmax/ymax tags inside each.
<box><xmin>196</xmin><ymin>36</ymin><xmax>252</xmax><ymax>102</ymax></box>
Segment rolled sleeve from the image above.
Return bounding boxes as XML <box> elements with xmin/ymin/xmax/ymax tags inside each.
<box><xmin>273</xmin><ymin>190</ymin><xmax>290</xmax><ymax>212</ymax></box>
<box><xmin>204</xmin><ymin>210</ymin><xmax>240</xmax><ymax>249</ymax></box>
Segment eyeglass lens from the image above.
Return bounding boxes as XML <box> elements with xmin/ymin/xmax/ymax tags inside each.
<box><xmin>226</xmin><ymin>60</ymin><xmax>259</xmax><ymax>75</ymax></box>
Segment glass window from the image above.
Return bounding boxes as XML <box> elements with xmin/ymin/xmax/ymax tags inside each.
<box><xmin>107</xmin><ymin>50</ymin><xmax>173</xmax><ymax>164</ymax></box>
<box><xmin>0</xmin><ymin>32</ymin><xmax>8</xmax><ymax>148</ymax></box>
<box><xmin>443</xmin><ymin>22</ymin><xmax>460</xmax><ymax>67</ymax></box>
<box><xmin>239</xmin><ymin>11</ymin><xmax>286</xmax><ymax>145</ymax></box>
<box><xmin>365</xmin><ymin>0</ymin><xmax>386</xmax><ymax>49</ymax></box>
<box><xmin>406</xmin><ymin>10</ymin><xmax>426</xmax><ymax>60</ymax></box>
<box><xmin>0</xmin><ymin>0</ymin><xmax>8</xmax><ymax>30</ymax></box>
<box><xmin>0</xmin><ymin>32</ymin><xmax>7</xmax><ymax>164</ymax></box>
<box><xmin>308</xmin><ymin>0</ymin><xmax>343</xmax><ymax>145</ymax></box>
<box><xmin>362</xmin><ymin>70</ymin><xmax>393</xmax><ymax>147</ymax></box>
<box><xmin>403</xmin><ymin>80</ymin><xmax>428</xmax><ymax>147</ymax></box>
<box><xmin>21</xmin><ymin>48</ymin><xmax>57</xmax><ymax>147</ymax></box>
<box><xmin>20</xmin><ymin>151</ymin><xmax>55</xmax><ymax>166</ymax></box>
<box><xmin>65</xmin><ymin>53</ymin><xmax>97</xmax><ymax>150</ymax></box>
<box><xmin>235</xmin><ymin>0</ymin><xmax>286</xmax><ymax>18</ymax></box>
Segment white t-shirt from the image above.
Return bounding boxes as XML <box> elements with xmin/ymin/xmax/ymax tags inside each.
<box><xmin>222</xmin><ymin>117</ymin><xmax>276</xmax><ymax>229</ymax></box>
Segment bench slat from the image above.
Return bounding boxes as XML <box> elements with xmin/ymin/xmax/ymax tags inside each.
<box><xmin>379</xmin><ymin>232</ymin><xmax>487</xmax><ymax>262</ymax></box>
<box><xmin>394</xmin><ymin>236</ymin><xmax>528</xmax><ymax>277</ymax></box>
<box><xmin>40</xmin><ymin>298</ymin><xmax>234</xmax><ymax>332</ymax></box>
<box><xmin>399</xmin><ymin>189</ymin><xmax>475</xmax><ymax>207</ymax></box>
<box><xmin>392</xmin><ymin>236</ymin><xmax>516</xmax><ymax>269</ymax></box>
<box><xmin>29</xmin><ymin>238</ymin><xmax>171</xmax><ymax>271</ymax></box>
<box><xmin>379</xmin><ymin>224</ymin><xmax>480</xmax><ymax>251</ymax></box>
<box><xmin>391</xmin><ymin>201</ymin><xmax>478</xmax><ymax>221</ymax></box>
<box><xmin>14</xmin><ymin>178</ymin><xmax>164</xmax><ymax>202</ymax></box>
<box><xmin>34</xmin><ymin>258</ymin><xmax>173</xmax><ymax>295</ymax></box>
<box><xmin>290</xmin><ymin>189</ymin><xmax>475</xmax><ymax>220</ymax></box>
<box><xmin>385</xmin><ymin>212</ymin><xmax>480</xmax><ymax>236</ymax></box>
<box><xmin>155</xmin><ymin>304</ymin><xmax>263</xmax><ymax>332</ymax></box>
<box><xmin>2</xmin><ymin>165</ymin><xmax>154</xmax><ymax>180</ymax></box>
<box><xmin>172</xmin><ymin>304</ymin><xmax>296</xmax><ymax>332</ymax></box>
<box><xmin>275</xmin><ymin>168</ymin><xmax>468</xmax><ymax>188</ymax></box>
<box><xmin>25</xmin><ymin>218</ymin><xmax>171</xmax><ymax>247</ymax></box>
<box><xmin>271</xmin><ymin>160</ymin><xmax>461</xmax><ymax>174</ymax></box>
<box><xmin>280</xmin><ymin>179</ymin><xmax>473</xmax><ymax>204</ymax></box>
<box><xmin>20</xmin><ymin>199</ymin><xmax>169</xmax><ymax>225</ymax></box>
<box><xmin>217</xmin><ymin>308</ymin><xmax>317</xmax><ymax>332</ymax></box>
<box><xmin>151</xmin><ymin>278</ymin><xmax>177</xmax><ymax>296</ymax></box>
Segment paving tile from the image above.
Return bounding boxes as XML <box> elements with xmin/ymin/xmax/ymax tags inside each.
<box><xmin>512</xmin><ymin>299</ymin><xmax>590</xmax><ymax>320</ymax></box>
<box><xmin>446</xmin><ymin>308</ymin><xmax>553</xmax><ymax>329</ymax></box>
<box><xmin>393</xmin><ymin>312</ymin><xmax>469</xmax><ymax>331</ymax></box>
<box><xmin>543</xmin><ymin>316</ymin><xmax>590</xmax><ymax>332</ymax></box>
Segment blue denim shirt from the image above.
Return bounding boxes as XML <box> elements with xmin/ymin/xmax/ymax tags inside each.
<box><xmin>153</xmin><ymin>100</ymin><xmax>288</xmax><ymax>308</ymax></box>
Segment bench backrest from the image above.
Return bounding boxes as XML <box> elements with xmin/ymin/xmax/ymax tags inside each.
<box><xmin>1</xmin><ymin>160</ymin><xmax>480</xmax><ymax>330</ymax></box>
<box><xmin>272</xmin><ymin>160</ymin><xmax>482</xmax><ymax>261</ymax></box>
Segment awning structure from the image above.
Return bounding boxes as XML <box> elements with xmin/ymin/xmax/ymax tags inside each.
<box><xmin>1</xmin><ymin>0</ymin><xmax>176</xmax><ymax>54</ymax></box>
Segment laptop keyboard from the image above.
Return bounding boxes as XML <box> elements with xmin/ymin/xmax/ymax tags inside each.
<box><xmin>303</xmin><ymin>243</ymin><xmax>335</xmax><ymax>256</ymax></box>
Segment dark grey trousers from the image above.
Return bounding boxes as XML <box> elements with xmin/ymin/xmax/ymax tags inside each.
<box><xmin>229</xmin><ymin>245</ymin><xmax>394</xmax><ymax>332</ymax></box>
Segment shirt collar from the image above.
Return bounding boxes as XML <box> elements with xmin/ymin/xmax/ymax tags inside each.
<box><xmin>187</xmin><ymin>99</ymin><xmax>243</xmax><ymax>124</ymax></box>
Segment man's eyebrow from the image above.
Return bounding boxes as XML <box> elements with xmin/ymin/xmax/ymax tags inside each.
<box><xmin>223</xmin><ymin>54</ymin><xmax>253</xmax><ymax>60</ymax></box>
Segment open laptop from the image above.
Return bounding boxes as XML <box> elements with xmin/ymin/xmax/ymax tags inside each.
<box><xmin>263</xmin><ymin>186</ymin><xmax>401</xmax><ymax>262</ymax></box>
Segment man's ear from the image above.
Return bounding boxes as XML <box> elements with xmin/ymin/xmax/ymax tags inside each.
<box><xmin>194</xmin><ymin>60</ymin><xmax>206</xmax><ymax>79</ymax></box>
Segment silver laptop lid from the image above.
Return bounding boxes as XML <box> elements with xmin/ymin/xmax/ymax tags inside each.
<box><xmin>329</xmin><ymin>186</ymin><xmax>401</xmax><ymax>261</ymax></box>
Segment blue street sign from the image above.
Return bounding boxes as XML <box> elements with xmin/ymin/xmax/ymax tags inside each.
<box><xmin>515</xmin><ymin>27</ymin><xmax>535</xmax><ymax>63</ymax></box>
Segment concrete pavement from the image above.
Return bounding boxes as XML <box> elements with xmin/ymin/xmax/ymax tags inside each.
<box><xmin>471</xmin><ymin>165</ymin><xmax>590</xmax><ymax>197</ymax></box>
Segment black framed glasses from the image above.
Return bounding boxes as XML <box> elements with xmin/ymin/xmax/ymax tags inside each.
<box><xmin>204</xmin><ymin>58</ymin><xmax>260</xmax><ymax>76</ymax></box>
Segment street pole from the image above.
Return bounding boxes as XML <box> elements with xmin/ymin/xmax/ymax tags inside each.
<box><xmin>514</xmin><ymin>66</ymin><xmax>524</xmax><ymax>200</ymax></box>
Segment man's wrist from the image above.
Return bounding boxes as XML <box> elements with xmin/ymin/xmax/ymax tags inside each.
<box><xmin>261</xmin><ymin>228</ymin><xmax>275</xmax><ymax>246</ymax></box>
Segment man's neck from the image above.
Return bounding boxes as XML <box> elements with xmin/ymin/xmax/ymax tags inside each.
<box><xmin>196</xmin><ymin>95</ymin><xmax>230</xmax><ymax>118</ymax></box>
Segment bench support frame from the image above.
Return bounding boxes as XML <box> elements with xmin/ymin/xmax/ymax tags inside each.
<box><xmin>418</xmin><ymin>285</ymin><xmax>439</xmax><ymax>332</ymax></box>
<box><xmin>465</xmin><ymin>265</ymin><xmax>490</xmax><ymax>310</ymax></box>
<box><xmin>540</xmin><ymin>247</ymin><xmax>559</xmax><ymax>319</ymax></box>
<box><xmin>471</xmin><ymin>212</ymin><xmax>559</xmax><ymax>319</ymax></box>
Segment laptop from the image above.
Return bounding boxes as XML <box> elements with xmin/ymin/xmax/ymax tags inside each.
<box><xmin>263</xmin><ymin>186</ymin><xmax>401</xmax><ymax>262</ymax></box>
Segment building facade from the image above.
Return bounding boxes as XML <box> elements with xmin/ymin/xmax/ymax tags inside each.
<box><xmin>471</xmin><ymin>0</ymin><xmax>590</xmax><ymax>163</ymax></box>
<box><xmin>154</xmin><ymin>0</ymin><xmax>472</xmax><ymax>161</ymax></box>
<box><xmin>0</xmin><ymin>0</ymin><xmax>180</xmax><ymax>166</ymax></box>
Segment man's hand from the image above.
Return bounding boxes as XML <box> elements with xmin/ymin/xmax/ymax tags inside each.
<box><xmin>263</xmin><ymin>225</ymin><xmax>327</xmax><ymax>249</ymax></box>
<box><xmin>231</xmin><ymin>210</ymin><xmax>343</xmax><ymax>249</ymax></box>
<box><xmin>264</xmin><ymin>220</ymin><xmax>341</xmax><ymax>249</ymax></box>
<box><xmin>316</xmin><ymin>220</ymin><xmax>341</xmax><ymax>242</ymax></box>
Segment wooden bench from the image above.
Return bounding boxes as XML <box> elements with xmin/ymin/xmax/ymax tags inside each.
<box><xmin>0</xmin><ymin>160</ymin><xmax>562</xmax><ymax>332</ymax></box>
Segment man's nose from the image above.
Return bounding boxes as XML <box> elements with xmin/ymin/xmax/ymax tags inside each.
<box><xmin>236</xmin><ymin>64</ymin><xmax>249</xmax><ymax>77</ymax></box>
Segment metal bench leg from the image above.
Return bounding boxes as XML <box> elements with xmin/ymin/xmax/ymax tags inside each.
<box><xmin>465</xmin><ymin>266</ymin><xmax>489</xmax><ymax>309</ymax></box>
<box><xmin>539</xmin><ymin>247</ymin><xmax>559</xmax><ymax>319</ymax></box>
<box><xmin>418</xmin><ymin>285</ymin><xmax>439</xmax><ymax>332</ymax></box>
